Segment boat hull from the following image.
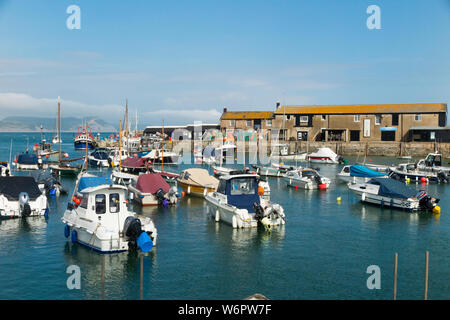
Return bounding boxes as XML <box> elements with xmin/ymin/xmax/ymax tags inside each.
<box><xmin>178</xmin><ymin>181</ymin><xmax>216</xmax><ymax>198</ymax></box>
<box><xmin>74</xmin><ymin>141</ymin><xmax>95</xmax><ymax>150</ymax></box>
<box><xmin>349</xmin><ymin>188</ymin><xmax>418</xmax><ymax>211</ymax></box>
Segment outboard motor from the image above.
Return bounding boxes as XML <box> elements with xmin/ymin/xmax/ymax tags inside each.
<box><xmin>155</xmin><ymin>188</ymin><xmax>166</xmax><ymax>204</ymax></box>
<box><xmin>337</xmin><ymin>155</ymin><xmax>345</xmax><ymax>164</ymax></box>
<box><xmin>167</xmin><ymin>186</ymin><xmax>178</xmax><ymax>204</ymax></box>
<box><xmin>314</xmin><ymin>174</ymin><xmax>323</xmax><ymax>185</ymax></box>
<box><xmin>123</xmin><ymin>216</ymin><xmax>153</xmax><ymax>253</ymax></box>
<box><xmin>437</xmin><ymin>171</ymin><xmax>448</xmax><ymax>183</ymax></box>
<box><xmin>417</xmin><ymin>192</ymin><xmax>437</xmax><ymax>211</ymax></box>
<box><xmin>253</xmin><ymin>202</ymin><xmax>265</xmax><ymax>221</ymax></box>
<box><xmin>19</xmin><ymin>192</ymin><xmax>31</xmax><ymax>217</ymax></box>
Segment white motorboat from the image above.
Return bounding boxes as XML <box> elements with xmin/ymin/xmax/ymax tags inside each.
<box><xmin>62</xmin><ymin>174</ymin><xmax>157</xmax><ymax>253</ymax></box>
<box><xmin>251</xmin><ymin>163</ymin><xmax>297</xmax><ymax>177</ymax></box>
<box><xmin>283</xmin><ymin>168</ymin><xmax>331</xmax><ymax>190</ymax></box>
<box><xmin>88</xmin><ymin>149</ymin><xmax>112</xmax><ymax>168</ymax></box>
<box><xmin>205</xmin><ymin>173</ymin><xmax>285</xmax><ymax>229</ymax></box>
<box><xmin>337</xmin><ymin>164</ymin><xmax>388</xmax><ymax>184</ymax></box>
<box><xmin>416</xmin><ymin>153</ymin><xmax>450</xmax><ymax>174</ymax></box>
<box><xmin>128</xmin><ymin>173</ymin><xmax>178</xmax><ymax>206</ymax></box>
<box><xmin>388</xmin><ymin>163</ymin><xmax>449</xmax><ymax>184</ymax></box>
<box><xmin>111</xmin><ymin>169</ymin><xmax>136</xmax><ymax>186</ymax></box>
<box><xmin>348</xmin><ymin>177</ymin><xmax>440</xmax><ymax>212</ymax></box>
<box><xmin>307</xmin><ymin>147</ymin><xmax>345</xmax><ymax>164</ymax></box>
<box><xmin>269</xmin><ymin>143</ymin><xmax>307</xmax><ymax>161</ymax></box>
<box><xmin>141</xmin><ymin>149</ymin><xmax>180</xmax><ymax>164</ymax></box>
<box><xmin>13</xmin><ymin>152</ymin><xmax>46</xmax><ymax>170</ymax></box>
<box><xmin>0</xmin><ymin>176</ymin><xmax>48</xmax><ymax>218</ymax></box>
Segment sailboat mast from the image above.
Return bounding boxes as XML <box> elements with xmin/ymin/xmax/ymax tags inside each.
<box><xmin>85</xmin><ymin>122</ymin><xmax>89</xmax><ymax>171</ymax></box>
<box><xmin>161</xmin><ymin>120</ymin><xmax>164</xmax><ymax>172</ymax></box>
<box><xmin>119</xmin><ymin>120</ymin><xmax>122</xmax><ymax>169</ymax></box>
<box><xmin>58</xmin><ymin>96</ymin><xmax>61</xmax><ymax>163</ymax></box>
<box><xmin>126</xmin><ymin>99</ymin><xmax>129</xmax><ymax>156</ymax></box>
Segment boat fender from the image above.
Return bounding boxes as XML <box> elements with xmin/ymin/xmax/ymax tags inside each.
<box><xmin>187</xmin><ymin>185</ymin><xmax>191</xmax><ymax>194</ymax></box>
<box><xmin>64</xmin><ymin>225</ymin><xmax>70</xmax><ymax>238</ymax></box>
<box><xmin>232</xmin><ymin>215</ymin><xmax>238</xmax><ymax>229</ymax></box>
<box><xmin>71</xmin><ymin>230</ymin><xmax>78</xmax><ymax>244</ymax></box>
<box><xmin>44</xmin><ymin>208</ymin><xmax>49</xmax><ymax>219</ymax></box>
<box><xmin>162</xmin><ymin>199</ymin><xmax>169</xmax><ymax>207</ymax></box>
<box><xmin>49</xmin><ymin>188</ymin><xmax>57</xmax><ymax>196</ymax></box>
<box><xmin>215</xmin><ymin>210</ymin><xmax>220</xmax><ymax>222</ymax></box>
<box><xmin>362</xmin><ymin>192</ymin><xmax>366</xmax><ymax>201</ymax></box>
<box><xmin>137</xmin><ymin>232</ymin><xmax>153</xmax><ymax>253</ymax></box>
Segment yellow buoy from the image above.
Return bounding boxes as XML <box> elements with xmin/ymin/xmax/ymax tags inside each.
<box><xmin>432</xmin><ymin>205</ymin><xmax>441</xmax><ymax>214</ymax></box>
<box><xmin>337</xmin><ymin>196</ymin><xmax>342</xmax><ymax>203</ymax></box>
<box><xmin>406</xmin><ymin>178</ymin><xmax>410</xmax><ymax>184</ymax></box>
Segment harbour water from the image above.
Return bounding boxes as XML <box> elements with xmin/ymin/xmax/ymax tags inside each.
<box><xmin>0</xmin><ymin>132</ymin><xmax>448</xmax><ymax>300</ymax></box>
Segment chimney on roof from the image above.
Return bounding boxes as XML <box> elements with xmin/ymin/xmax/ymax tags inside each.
<box><xmin>276</xmin><ymin>101</ymin><xmax>281</xmax><ymax>109</ymax></box>
<box><xmin>223</xmin><ymin>106</ymin><xmax>228</xmax><ymax>113</ymax></box>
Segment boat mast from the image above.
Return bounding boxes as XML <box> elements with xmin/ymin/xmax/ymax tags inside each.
<box><xmin>119</xmin><ymin>120</ymin><xmax>122</xmax><ymax>169</ymax></box>
<box><xmin>85</xmin><ymin>122</ymin><xmax>89</xmax><ymax>172</ymax></box>
<box><xmin>161</xmin><ymin>120</ymin><xmax>164</xmax><ymax>172</ymax></box>
<box><xmin>126</xmin><ymin>99</ymin><xmax>129</xmax><ymax>156</ymax></box>
<box><xmin>58</xmin><ymin>96</ymin><xmax>61</xmax><ymax>163</ymax></box>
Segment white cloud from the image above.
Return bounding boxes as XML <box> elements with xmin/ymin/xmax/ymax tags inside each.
<box><xmin>142</xmin><ymin>108</ymin><xmax>221</xmax><ymax>125</ymax></box>
<box><xmin>0</xmin><ymin>92</ymin><xmax>124</xmax><ymax>120</ymax></box>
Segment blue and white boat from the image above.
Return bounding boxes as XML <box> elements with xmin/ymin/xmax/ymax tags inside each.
<box><xmin>205</xmin><ymin>172</ymin><xmax>285</xmax><ymax>229</ymax></box>
<box><xmin>13</xmin><ymin>152</ymin><xmax>46</xmax><ymax>170</ymax></box>
<box><xmin>74</xmin><ymin>125</ymin><xmax>96</xmax><ymax>150</ymax></box>
<box><xmin>338</xmin><ymin>164</ymin><xmax>387</xmax><ymax>184</ymax></box>
<box><xmin>62</xmin><ymin>173</ymin><xmax>158</xmax><ymax>253</ymax></box>
<box><xmin>348</xmin><ymin>177</ymin><xmax>440</xmax><ymax>212</ymax></box>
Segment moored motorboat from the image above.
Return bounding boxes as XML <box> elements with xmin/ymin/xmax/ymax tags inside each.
<box><xmin>205</xmin><ymin>173</ymin><xmax>285</xmax><ymax>229</ymax></box>
<box><xmin>0</xmin><ymin>176</ymin><xmax>48</xmax><ymax>218</ymax></box>
<box><xmin>141</xmin><ymin>149</ymin><xmax>180</xmax><ymax>164</ymax></box>
<box><xmin>388</xmin><ymin>163</ymin><xmax>449</xmax><ymax>184</ymax></box>
<box><xmin>128</xmin><ymin>173</ymin><xmax>178</xmax><ymax>206</ymax></box>
<box><xmin>88</xmin><ymin>148</ymin><xmax>113</xmax><ymax>168</ymax></box>
<box><xmin>13</xmin><ymin>152</ymin><xmax>46</xmax><ymax>170</ymax></box>
<box><xmin>251</xmin><ymin>163</ymin><xmax>296</xmax><ymax>177</ymax></box>
<box><xmin>177</xmin><ymin>168</ymin><xmax>219</xmax><ymax>198</ymax></box>
<box><xmin>283</xmin><ymin>168</ymin><xmax>331</xmax><ymax>190</ymax></box>
<box><xmin>348</xmin><ymin>177</ymin><xmax>440</xmax><ymax>212</ymax></box>
<box><xmin>338</xmin><ymin>164</ymin><xmax>388</xmax><ymax>184</ymax></box>
<box><xmin>416</xmin><ymin>153</ymin><xmax>450</xmax><ymax>174</ymax></box>
<box><xmin>62</xmin><ymin>174</ymin><xmax>157</xmax><ymax>253</ymax></box>
<box><xmin>307</xmin><ymin>147</ymin><xmax>344</xmax><ymax>164</ymax></box>
<box><xmin>74</xmin><ymin>125</ymin><xmax>96</xmax><ymax>150</ymax></box>
<box><xmin>31</xmin><ymin>169</ymin><xmax>66</xmax><ymax>196</ymax></box>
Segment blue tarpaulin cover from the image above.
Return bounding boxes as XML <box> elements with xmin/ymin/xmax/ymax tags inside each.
<box><xmin>369</xmin><ymin>178</ymin><xmax>418</xmax><ymax>199</ymax></box>
<box><xmin>350</xmin><ymin>165</ymin><xmax>387</xmax><ymax>177</ymax></box>
<box><xmin>17</xmin><ymin>153</ymin><xmax>39</xmax><ymax>164</ymax></box>
<box><xmin>78</xmin><ymin>176</ymin><xmax>112</xmax><ymax>191</ymax></box>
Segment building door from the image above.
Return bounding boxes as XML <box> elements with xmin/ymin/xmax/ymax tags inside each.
<box><xmin>381</xmin><ymin>131</ymin><xmax>395</xmax><ymax>141</ymax></box>
<box><xmin>363</xmin><ymin>119</ymin><xmax>371</xmax><ymax>137</ymax></box>
<box><xmin>350</xmin><ymin>130</ymin><xmax>360</xmax><ymax>141</ymax></box>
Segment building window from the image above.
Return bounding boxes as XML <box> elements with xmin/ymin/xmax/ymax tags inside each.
<box><xmin>392</xmin><ymin>114</ymin><xmax>399</xmax><ymax>126</ymax></box>
<box><xmin>229</xmin><ymin>120</ymin><xmax>235</xmax><ymax>126</ymax></box>
<box><xmin>415</xmin><ymin>114</ymin><xmax>422</xmax><ymax>121</ymax></box>
<box><xmin>300</xmin><ymin>116</ymin><xmax>308</xmax><ymax>123</ymax></box>
<box><xmin>246</xmin><ymin>120</ymin><xmax>252</xmax><ymax>127</ymax></box>
<box><xmin>375</xmin><ymin>115</ymin><xmax>382</xmax><ymax>125</ymax></box>
<box><xmin>266</xmin><ymin>119</ymin><xmax>272</xmax><ymax>127</ymax></box>
<box><xmin>321</xmin><ymin>115</ymin><xmax>327</xmax><ymax>121</ymax></box>
<box><xmin>354</xmin><ymin>115</ymin><xmax>360</xmax><ymax>122</ymax></box>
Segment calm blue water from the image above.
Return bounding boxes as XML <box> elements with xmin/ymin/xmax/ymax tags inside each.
<box><xmin>0</xmin><ymin>132</ymin><xmax>448</xmax><ymax>300</ymax></box>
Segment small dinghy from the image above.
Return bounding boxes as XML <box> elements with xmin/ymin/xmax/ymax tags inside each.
<box><xmin>62</xmin><ymin>174</ymin><xmax>157</xmax><ymax>253</ymax></box>
<box><xmin>128</xmin><ymin>173</ymin><xmax>178</xmax><ymax>206</ymax></box>
<box><xmin>31</xmin><ymin>169</ymin><xmax>67</xmax><ymax>196</ymax></box>
<box><xmin>177</xmin><ymin>168</ymin><xmax>219</xmax><ymax>198</ymax></box>
<box><xmin>307</xmin><ymin>147</ymin><xmax>345</xmax><ymax>164</ymax></box>
<box><xmin>389</xmin><ymin>163</ymin><xmax>449</xmax><ymax>184</ymax></box>
<box><xmin>0</xmin><ymin>176</ymin><xmax>48</xmax><ymax>218</ymax></box>
<box><xmin>338</xmin><ymin>164</ymin><xmax>388</xmax><ymax>184</ymax></box>
<box><xmin>283</xmin><ymin>168</ymin><xmax>331</xmax><ymax>190</ymax></box>
<box><xmin>348</xmin><ymin>177</ymin><xmax>440</xmax><ymax>212</ymax></box>
<box><xmin>269</xmin><ymin>143</ymin><xmax>307</xmax><ymax>161</ymax></box>
<box><xmin>205</xmin><ymin>173</ymin><xmax>285</xmax><ymax>229</ymax></box>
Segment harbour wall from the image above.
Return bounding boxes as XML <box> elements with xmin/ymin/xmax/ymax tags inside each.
<box><xmin>168</xmin><ymin>140</ymin><xmax>450</xmax><ymax>158</ymax></box>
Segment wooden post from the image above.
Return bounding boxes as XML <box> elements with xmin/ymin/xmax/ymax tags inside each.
<box><xmin>424</xmin><ymin>251</ymin><xmax>429</xmax><ymax>300</ymax></box>
<box><xmin>393</xmin><ymin>253</ymin><xmax>398</xmax><ymax>300</ymax></box>
<box><xmin>101</xmin><ymin>255</ymin><xmax>105</xmax><ymax>300</ymax></box>
<box><xmin>140</xmin><ymin>254</ymin><xmax>144</xmax><ymax>300</ymax></box>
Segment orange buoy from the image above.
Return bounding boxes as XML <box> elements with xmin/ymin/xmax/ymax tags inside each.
<box><xmin>294</xmin><ymin>185</ymin><xmax>299</xmax><ymax>190</ymax></box>
<box><xmin>181</xmin><ymin>191</ymin><xmax>186</xmax><ymax>197</ymax></box>
<box><xmin>420</xmin><ymin>176</ymin><xmax>427</xmax><ymax>183</ymax></box>
<box><xmin>318</xmin><ymin>184</ymin><xmax>327</xmax><ymax>190</ymax></box>
<box><xmin>258</xmin><ymin>186</ymin><xmax>264</xmax><ymax>196</ymax></box>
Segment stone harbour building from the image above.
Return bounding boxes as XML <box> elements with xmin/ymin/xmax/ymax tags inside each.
<box><xmin>220</xmin><ymin>102</ymin><xmax>448</xmax><ymax>142</ymax></box>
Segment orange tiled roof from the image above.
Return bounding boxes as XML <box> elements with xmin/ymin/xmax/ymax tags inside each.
<box><xmin>221</xmin><ymin>111</ymin><xmax>274</xmax><ymax>120</ymax></box>
<box><xmin>274</xmin><ymin>103</ymin><xmax>447</xmax><ymax>115</ymax></box>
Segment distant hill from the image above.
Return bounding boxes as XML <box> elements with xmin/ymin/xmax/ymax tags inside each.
<box><xmin>0</xmin><ymin>116</ymin><xmax>116</xmax><ymax>132</ymax></box>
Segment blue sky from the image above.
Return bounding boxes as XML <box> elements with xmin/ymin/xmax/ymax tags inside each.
<box><xmin>0</xmin><ymin>0</ymin><xmax>449</xmax><ymax>126</ymax></box>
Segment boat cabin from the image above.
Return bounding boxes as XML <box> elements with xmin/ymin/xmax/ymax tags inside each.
<box><xmin>217</xmin><ymin>174</ymin><xmax>260</xmax><ymax>213</ymax></box>
<box><xmin>423</xmin><ymin>153</ymin><xmax>442</xmax><ymax>167</ymax></box>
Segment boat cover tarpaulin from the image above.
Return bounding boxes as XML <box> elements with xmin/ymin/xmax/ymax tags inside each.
<box><xmin>369</xmin><ymin>178</ymin><xmax>417</xmax><ymax>199</ymax></box>
<box><xmin>17</xmin><ymin>153</ymin><xmax>39</xmax><ymax>164</ymax></box>
<box><xmin>202</xmin><ymin>146</ymin><xmax>216</xmax><ymax>157</ymax></box>
<box><xmin>350</xmin><ymin>165</ymin><xmax>387</xmax><ymax>177</ymax></box>
<box><xmin>136</xmin><ymin>173</ymin><xmax>170</xmax><ymax>194</ymax></box>
<box><xmin>0</xmin><ymin>176</ymin><xmax>42</xmax><ymax>200</ymax></box>
<box><xmin>122</xmin><ymin>157</ymin><xmax>148</xmax><ymax>168</ymax></box>
<box><xmin>178</xmin><ymin>168</ymin><xmax>219</xmax><ymax>187</ymax></box>
<box><xmin>78</xmin><ymin>176</ymin><xmax>112</xmax><ymax>191</ymax></box>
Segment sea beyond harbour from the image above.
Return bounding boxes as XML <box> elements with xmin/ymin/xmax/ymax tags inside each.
<box><xmin>0</xmin><ymin>132</ymin><xmax>449</xmax><ymax>300</ymax></box>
